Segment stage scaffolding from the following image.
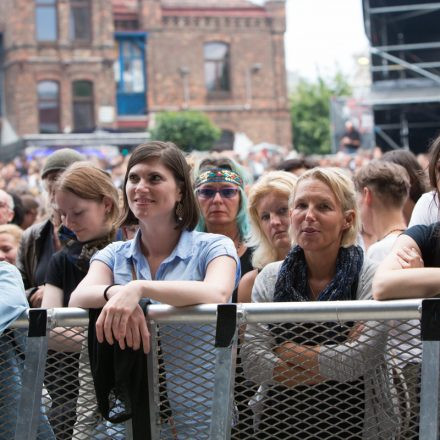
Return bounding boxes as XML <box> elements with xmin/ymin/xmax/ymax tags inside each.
<box><xmin>362</xmin><ymin>0</ymin><xmax>440</xmax><ymax>153</ymax></box>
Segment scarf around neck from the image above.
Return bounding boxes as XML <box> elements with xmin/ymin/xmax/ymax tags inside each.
<box><xmin>62</xmin><ymin>229</ymin><xmax>116</xmax><ymax>273</ymax></box>
<box><xmin>273</xmin><ymin>245</ymin><xmax>364</xmax><ymax>303</ymax></box>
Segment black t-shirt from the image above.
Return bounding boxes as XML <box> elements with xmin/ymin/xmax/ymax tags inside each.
<box><xmin>404</xmin><ymin>222</ymin><xmax>440</xmax><ymax>267</ymax></box>
<box><xmin>45</xmin><ymin>244</ymin><xmax>87</xmax><ymax>307</ymax></box>
<box><xmin>342</xmin><ymin>129</ymin><xmax>361</xmax><ymax>150</ymax></box>
<box><xmin>232</xmin><ymin>247</ymin><xmax>254</xmax><ymax>303</ymax></box>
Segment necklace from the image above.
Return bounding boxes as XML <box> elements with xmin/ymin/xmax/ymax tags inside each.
<box><xmin>308</xmin><ymin>281</ymin><xmax>319</xmax><ymax>299</ymax></box>
<box><xmin>232</xmin><ymin>231</ymin><xmax>242</xmax><ymax>251</ymax></box>
<box><xmin>379</xmin><ymin>226</ymin><xmax>406</xmax><ymax>241</ymax></box>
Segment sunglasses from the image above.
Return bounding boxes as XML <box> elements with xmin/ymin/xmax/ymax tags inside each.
<box><xmin>196</xmin><ymin>188</ymin><xmax>239</xmax><ymax>199</ymax></box>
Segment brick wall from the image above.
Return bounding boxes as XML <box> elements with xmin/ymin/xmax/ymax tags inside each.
<box><xmin>146</xmin><ymin>0</ymin><xmax>292</xmax><ymax>147</ymax></box>
<box><xmin>1</xmin><ymin>0</ymin><xmax>291</xmax><ymax>148</ymax></box>
<box><xmin>2</xmin><ymin>0</ymin><xmax>116</xmax><ymax>136</ymax></box>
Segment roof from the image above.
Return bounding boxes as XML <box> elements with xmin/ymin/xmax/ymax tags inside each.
<box><xmin>161</xmin><ymin>0</ymin><xmax>262</xmax><ymax>8</ymax></box>
<box><xmin>112</xmin><ymin>0</ymin><xmax>138</xmax><ymax>15</ymax></box>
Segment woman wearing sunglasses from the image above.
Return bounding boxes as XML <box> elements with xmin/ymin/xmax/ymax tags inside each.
<box><xmin>194</xmin><ymin>157</ymin><xmax>252</xmax><ymax>302</ymax></box>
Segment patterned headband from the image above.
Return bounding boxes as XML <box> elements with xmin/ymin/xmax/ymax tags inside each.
<box><xmin>195</xmin><ymin>168</ymin><xmax>243</xmax><ymax>188</ymax></box>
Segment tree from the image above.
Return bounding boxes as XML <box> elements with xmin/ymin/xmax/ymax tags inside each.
<box><xmin>290</xmin><ymin>72</ymin><xmax>352</xmax><ymax>155</ymax></box>
<box><xmin>150</xmin><ymin>111</ymin><xmax>221</xmax><ymax>152</ymax></box>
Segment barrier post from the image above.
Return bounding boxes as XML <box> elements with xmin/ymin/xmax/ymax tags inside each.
<box><xmin>420</xmin><ymin>299</ymin><xmax>440</xmax><ymax>440</ymax></box>
<box><xmin>146</xmin><ymin>321</ymin><xmax>161</xmax><ymax>440</ymax></box>
<box><xmin>15</xmin><ymin>309</ymin><xmax>49</xmax><ymax>440</ymax></box>
<box><xmin>210</xmin><ymin>304</ymin><xmax>238</xmax><ymax>439</ymax></box>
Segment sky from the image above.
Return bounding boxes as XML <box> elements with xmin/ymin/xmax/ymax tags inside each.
<box><xmin>272</xmin><ymin>0</ymin><xmax>370</xmax><ymax>79</ymax></box>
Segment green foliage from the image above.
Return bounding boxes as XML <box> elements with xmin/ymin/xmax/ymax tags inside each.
<box><xmin>150</xmin><ymin>111</ymin><xmax>221</xmax><ymax>152</ymax></box>
<box><xmin>290</xmin><ymin>72</ymin><xmax>352</xmax><ymax>155</ymax></box>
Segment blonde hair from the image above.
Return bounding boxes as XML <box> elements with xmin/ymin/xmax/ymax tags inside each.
<box><xmin>0</xmin><ymin>224</ymin><xmax>23</xmax><ymax>246</ymax></box>
<box><xmin>290</xmin><ymin>167</ymin><xmax>359</xmax><ymax>247</ymax></box>
<box><xmin>56</xmin><ymin>162</ymin><xmax>120</xmax><ymax>228</ymax></box>
<box><xmin>248</xmin><ymin>171</ymin><xmax>297</xmax><ymax>269</ymax></box>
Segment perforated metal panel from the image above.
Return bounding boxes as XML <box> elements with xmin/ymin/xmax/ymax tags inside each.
<box><xmin>0</xmin><ymin>302</ymin><xmax>428</xmax><ymax>439</ymax></box>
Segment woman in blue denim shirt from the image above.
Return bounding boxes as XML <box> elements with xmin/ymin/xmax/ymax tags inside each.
<box><xmin>70</xmin><ymin>141</ymin><xmax>239</xmax><ymax>438</ymax></box>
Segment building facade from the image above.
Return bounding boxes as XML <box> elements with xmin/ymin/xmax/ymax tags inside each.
<box><xmin>0</xmin><ymin>0</ymin><xmax>291</xmax><ymax>151</ymax></box>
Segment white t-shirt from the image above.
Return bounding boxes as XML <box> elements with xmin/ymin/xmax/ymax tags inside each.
<box><xmin>367</xmin><ymin>234</ymin><xmax>421</xmax><ymax>366</ymax></box>
<box><xmin>366</xmin><ymin>233</ymin><xmax>400</xmax><ymax>262</ymax></box>
<box><xmin>408</xmin><ymin>191</ymin><xmax>439</xmax><ymax>227</ymax></box>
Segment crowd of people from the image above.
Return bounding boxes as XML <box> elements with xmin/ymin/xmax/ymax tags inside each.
<box><xmin>0</xmin><ymin>134</ymin><xmax>439</xmax><ymax>438</ymax></box>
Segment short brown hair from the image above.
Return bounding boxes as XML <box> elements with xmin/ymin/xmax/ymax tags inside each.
<box><xmin>381</xmin><ymin>150</ymin><xmax>427</xmax><ymax>203</ymax></box>
<box><xmin>354</xmin><ymin>160</ymin><xmax>410</xmax><ymax>208</ymax></box>
<box><xmin>120</xmin><ymin>141</ymin><xmax>199</xmax><ymax>230</ymax></box>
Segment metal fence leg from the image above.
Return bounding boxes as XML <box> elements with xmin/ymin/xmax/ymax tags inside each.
<box><xmin>146</xmin><ymin>322</ymin><xmax>161</xmax><ymax>440</ymax></box>
<box><xmin>420</xmin><ymin>299</ymin><xmax>440</xmax><ymax>440</ymax></box>
<box><xmin>210</xmin><ymin>304</ymin><xmax>238</xmax><ymax>440</ymax></box>
<box><xmin>15</xmin><ymin>309</ymin><xmax>49</xmax><ymax>440</ymax></box>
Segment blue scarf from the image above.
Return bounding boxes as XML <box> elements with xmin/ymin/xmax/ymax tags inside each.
<box><xmin>273</xmin><ymin>245</ymin><xmax>364</xmax><ymax>303</ymax></box>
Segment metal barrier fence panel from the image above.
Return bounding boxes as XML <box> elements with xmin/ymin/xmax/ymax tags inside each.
<box><xmin>0</xmin><ymin>300</ymin><xmax>430</xmax><ymax>439</ymax></box>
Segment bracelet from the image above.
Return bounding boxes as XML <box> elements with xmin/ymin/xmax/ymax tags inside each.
<box><xmin>103</xmin><ymin>284</ymin><xmax>120</xmax><ymax>302</ymax></box>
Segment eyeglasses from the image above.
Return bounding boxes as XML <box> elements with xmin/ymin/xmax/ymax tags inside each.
<box><xmin>196</xmin><ymin>188</ymin><xmax>239</xmax><ymax>199</ymax></box>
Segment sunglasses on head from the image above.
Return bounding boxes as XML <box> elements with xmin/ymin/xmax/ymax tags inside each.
<box><xmin>196</xmin><ymin>188</ymin><xmax>239</xmax><ymax>199</ymax></box>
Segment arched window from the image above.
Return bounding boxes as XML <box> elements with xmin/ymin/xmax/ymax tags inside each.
<box><xmin>35</xmin><ymin>0</ymin><xmax>57</xmax><ymax>42</ymax></box>
<box><xmin>69</xmin><ymin>0</ymin><xmax>91</xmax><ymax>42</ymax></box>
<box><xmin>72</xmin><ymin>80</ymin><xmax>94</xmax><ymax>132</ymax></box>
<box><xmin>37</xmin><ymin>81</ymin><xmax>60</xmax><ymax>133</ymax></box>
<box><xmin>204</xmin><ymin>42</ymin><xmax>230</xmax><ymax>94</ymax></box>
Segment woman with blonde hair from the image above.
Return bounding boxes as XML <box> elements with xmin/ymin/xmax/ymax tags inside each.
<box><xmin>0</xmin><ymin>224</ymin><xmax>23</xmax><ymax>265</ymax></box>
<box><xmin>243</xmin><ymin>167</ymin><xmax>397</xmax><ymax>439</ymax></box>
<box><xmin>238</xmin><ymin>171</ymin><xmax>297</xmax><ymax>303</ymax></box>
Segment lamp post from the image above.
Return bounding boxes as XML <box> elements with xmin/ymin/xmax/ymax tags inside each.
<box><xmin>179</xmin><ymin>66</ymin><xmax>190</xmax><ymax>109</ymax></box>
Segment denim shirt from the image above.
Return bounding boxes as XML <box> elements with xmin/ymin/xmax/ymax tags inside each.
<box><xmin>91</xmin><ymin>228</ymin><xmax>240</xmax><ymax>292</ymax></box>
<box><xmin>91</xmin><ymin>229</ymin><xmax>239</xmax><ymax>438</ymax></box>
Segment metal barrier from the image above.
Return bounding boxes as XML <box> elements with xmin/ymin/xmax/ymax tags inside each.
<box><xmin>1</xmin><ymin>299</ymin><xmax>437</xmax><ymax>439</ymax></box>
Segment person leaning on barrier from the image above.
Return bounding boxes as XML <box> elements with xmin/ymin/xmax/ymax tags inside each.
<box><xmin>241</xmin><ymin>167</ymin><xmax>398</xmax><ymax>439</ymax></box>
<box><xmin>373</xmin><ymin>134</ymin><xmax>440</xmax><ymax>301</ymax></box>
<box><xmin>16</xmin><ymin>148</ymin><xmax>85</xmax><ymax>307</ymax></box>
<box><xmin>354</xmin><ymin>161</ymin><xmax>420</xmax><ymax>438</ymax></box>
<box><xmin>0</xmin><ymin>261</ymin><xmax>55</xmax><ymax>440</ymax></box>
<box><xmin>41</xmin><ymin>162</ymin><xmax>121</xmax><ymax>440</ymax></box>
<box><xmin>234</xmin><ymin>171</ymin><xmax>297</xmax><ymax>438</ymax></box>
<box><xmin>69</xmin><ymin>141</ymin><xmax>239</xmax><ymax>439</ymax></box>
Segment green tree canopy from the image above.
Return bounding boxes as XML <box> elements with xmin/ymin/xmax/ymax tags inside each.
<box><xmin>150</xmin><ymin>111</ymin><xmax>221</xmax><ymax>152</ymax></box>
<box><xmin>290</xmin><ymin>72</ymin><xmax>352</xmax><ymax>155</ymax></box>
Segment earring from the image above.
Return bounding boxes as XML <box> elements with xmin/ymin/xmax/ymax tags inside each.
<box><xmin>175</xmin><ymin>202</ymin><xmax>184</xmax><ymax>222</ymax></box>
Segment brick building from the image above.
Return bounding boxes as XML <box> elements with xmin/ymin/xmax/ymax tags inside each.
<box><xmin>0</xmin><ymin>0</ymin><xmax>291</xmax><ymax>153</ymax></box>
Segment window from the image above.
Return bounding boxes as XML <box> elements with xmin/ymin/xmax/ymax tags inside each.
<box><xmin>115</xmin><ymin>34</ymin><xmax>147</xmax><ymax>116</ymax></box>
<box><xmin>37</xmin><ymin>81</ymin><xmax>60</xmax><ymax>133</ymax></box>
<box><xmin>35</xmin><ymin>0</ymin><xmax>57</xmax><ymax>42</ymax></box>
<box><xmin>72</xmin><ymin>80</ymin><xmax>94</xmax><ymax>132</ymax></box>
<box><xmin>70</xmin><ymin>0</ymin><xmax>91</xmax><ymax>42</ymax></box>
<box><xmin>204</xmin><ymin>42</ymin><xmax>230</xmax><ymax>93</ymax></box>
